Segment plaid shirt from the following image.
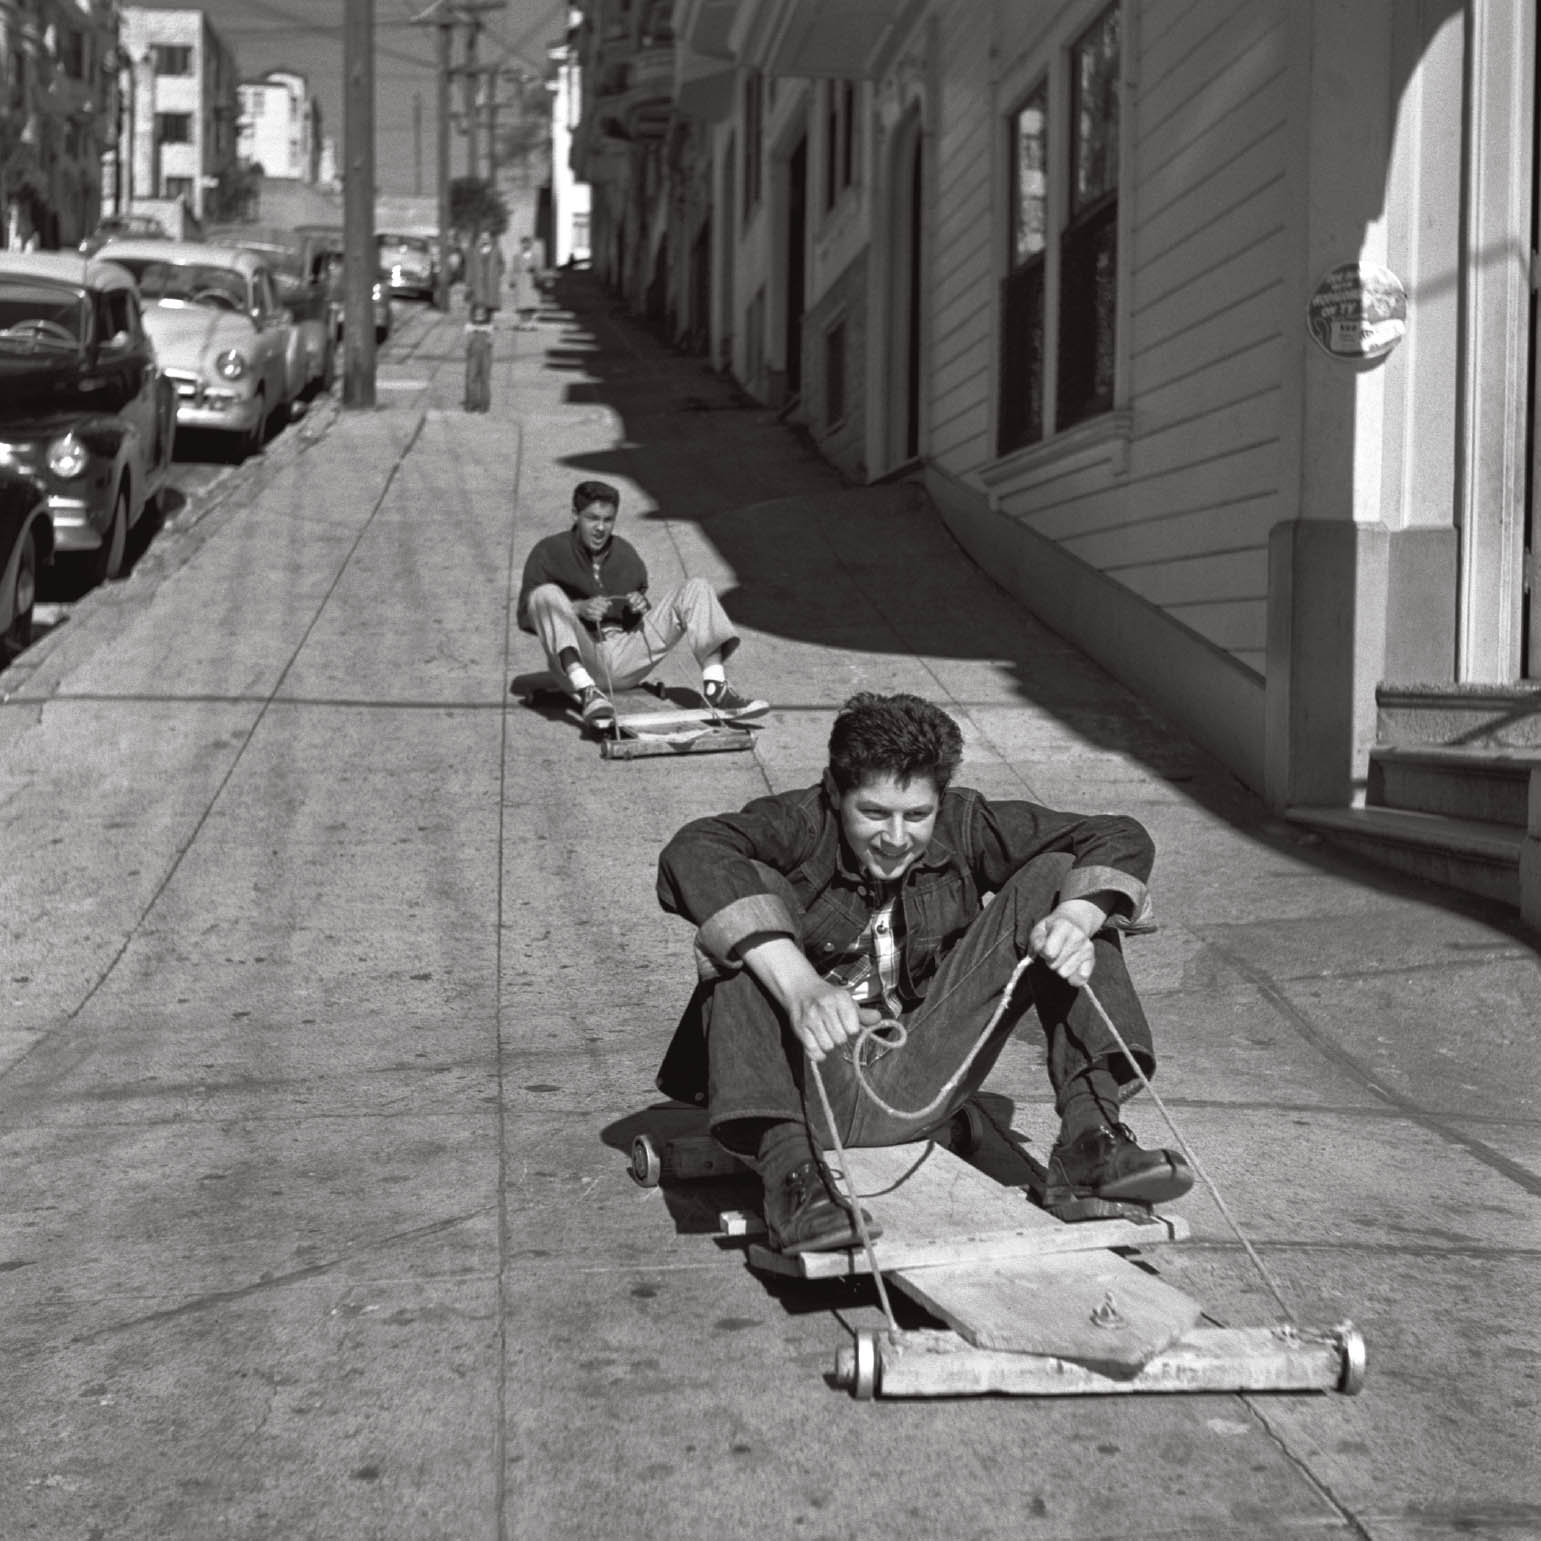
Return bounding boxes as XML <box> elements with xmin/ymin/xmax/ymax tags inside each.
<box><xmin>821</xmin><ymin>891</ymin><xmax>906</xmax><ymax>1017</ymax></box>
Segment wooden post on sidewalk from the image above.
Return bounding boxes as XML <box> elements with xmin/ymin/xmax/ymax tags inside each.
<box><xmin>342</xmin><ymin>0</ymin><xmax>377</xmax><ymax>407</ymax></box>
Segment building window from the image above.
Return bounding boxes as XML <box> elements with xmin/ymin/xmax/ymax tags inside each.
<box><xmin>153</xmin><ymin>45</ymin><xmax>193</xmax><ymax>76</ymax></box>
<box><xmin>823</xmin><ymin>80</ymin><xmax>858</xmax><ymax>213</ymax></box>
<box><xmin>163</xmin><ymin>175</ymin><xmax>195</xmax><ymax>201</ymax></box>
<box><xmin>824</xmin><ymin>318</ymin><xmax>847</xmax><ymax>429</ymax></box>
<box><xmin>157</xmin><ymin>112</ymin><xmax>193</xmax><ymax>145</ymax></box>
<box><xmin>998</xmin><ymin>83</ymin><xmax>1048</xmax><ymax>455</ymax></box>
<box><xmin>743</xmin><ymin>71</ymin><xmax>763</xmax><ymax>222</ymax></box>
<box><xmin>1059</xmin><ymin>2</ymin><xmax>1120</xmax><ymax>430</ymax></box>
<box><xmin>997</xmin><ymin>1</ymin><xmax>1121</xmax><ymax>455</ymax></box>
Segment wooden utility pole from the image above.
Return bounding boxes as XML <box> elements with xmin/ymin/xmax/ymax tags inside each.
<box><xmin>413</xmin><ymin>92</ymin><xmax>423</xmax><ymax>196</ymax></box>
<box><xmin>342</xmin><ymin>0</ymin><xmax>376</xmax><ymax>407</ymax></box>
<box><xmin>415</xmin><ymin>0</ymin><xmax>505</xmax><ymax>310</ymax></box>
<box><xmin>463</xmin><ymin>18</ymin><xmax>480</xmax><ymax>178</ymax></box>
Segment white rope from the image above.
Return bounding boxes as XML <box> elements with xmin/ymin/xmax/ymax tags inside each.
<box><xmin>807</xmin><ymin>1052</ymin><xmax>900</xmax><ymax>1334</ymax></box>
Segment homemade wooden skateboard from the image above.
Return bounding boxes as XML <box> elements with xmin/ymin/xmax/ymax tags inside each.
<box><xmin>633</xmin><ymin>1124</ymin><xmax>1366</xmax><ymax>1401</ymax></box>
<box><xmin>514</xmin><ymin>676</ymin><xmax>760</xmax><ymax>759</ymax></box>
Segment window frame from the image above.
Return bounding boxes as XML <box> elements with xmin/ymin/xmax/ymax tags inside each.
<box><xmin>156</xmin><ymin>111</ymin><xmax>193</xmax><ymax>145</ymax></box>
<box><xmin>742</xmin><ymin>70</ymin><xmax>764</xmax><ymax>224</ymax></box>
<box><xmin>994</xmin><ymin>0</ymin><xmax>1128</xmax><ymax>461</ymax></box>
<box><xmin>822</xmin><ymin>79</ymin><xmax>858</xmax><ymax>215</ymax></box>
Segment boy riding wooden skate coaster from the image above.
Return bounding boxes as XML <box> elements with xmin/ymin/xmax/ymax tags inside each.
<box><xmin>646</xmin><ymin>692</ymin><xmax>1365</xmax><ymax>1398</ymax></box>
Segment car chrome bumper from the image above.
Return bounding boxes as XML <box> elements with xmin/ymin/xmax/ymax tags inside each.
<box><xmin>49</xmin><ymin>495</ymin><xmax>108</xmax><ymax>551</ymax></box>
<box><xmin>164</xmin><ymin>371</ymin><xmax>263</xmax><ymax>432</ymax></box>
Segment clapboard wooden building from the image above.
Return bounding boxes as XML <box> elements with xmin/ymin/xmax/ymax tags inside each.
<box><xmin>571</xmin><ymin>0</ymin><xmax>1541</xmax><ymax>928</ymax></box>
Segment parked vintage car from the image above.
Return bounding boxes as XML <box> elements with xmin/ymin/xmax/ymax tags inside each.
<box><xmin>294</xmin><ymin>227</ymin><xmax>393</xmax><ymax>344</ymax></box>
<box><xmin>377</xmin><ymin>231</ymin><xmax>439</xmax><ymax>303</ymax></box>
<box><xmin>0</xmin><ymin>252</ymin><xmax>176</xmax><ymax>583</ymax></box>
<box><xmin>0</xmin><ymin>465</ymin><xmax>52</xmax><ymax>662</ymax></box>
<box><xmin>98</xmin><ymin>240</ymin><xmax>296</xmax><ymax>459</ymax></box>
<box><xmin>79</xmin><ymin>212</ymin><xmax>169</xmax><ymax>256</ymax></box>
<box><xmin>205</xmin><ymin>225</ymin><xmax>337</xmax><ymax>396</ymax></box>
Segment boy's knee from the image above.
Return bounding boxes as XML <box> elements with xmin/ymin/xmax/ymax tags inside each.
<box><xmin>526</xmin><ymin>583</ymin><xmax>572</xmax><ymax>616</ymax></box>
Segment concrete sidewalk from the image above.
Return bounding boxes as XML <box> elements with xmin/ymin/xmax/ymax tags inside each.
<box><xmin>1</xmin><ymin>279</ymin><xmax>1537</xmax><ymax>1540</ymax></box>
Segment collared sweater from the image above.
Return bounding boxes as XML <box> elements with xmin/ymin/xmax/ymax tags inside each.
<box><xmin>516</xmin><ymin>527</ymin><xmax>650</xmax><ymax>634</ymax></box>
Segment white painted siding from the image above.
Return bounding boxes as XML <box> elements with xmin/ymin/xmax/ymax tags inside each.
<box><xmin>926</xmin><ymin>0</ymin><xmax>996</xmax><ymax>466</ymax></box>
<box><xmin>929</xmin><ymin>0</ymin><xmax>1290</xmax><ymax>676</ymax></box>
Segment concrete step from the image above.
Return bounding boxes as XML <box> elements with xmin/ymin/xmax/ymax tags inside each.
<box><xmin>1286</xmin><ymin>805</ymin><xmax>1523</xmax><ymax>907</ymax></box>
<box><xmin>1368</xmin><ymin>745</ymin><xmax>1541</xmax><ymax>828</ymax></box>
<box><xmin>1377</xmin><ymin>682</ymin><xmax>1541</xmax><ymax>747</ymax></box>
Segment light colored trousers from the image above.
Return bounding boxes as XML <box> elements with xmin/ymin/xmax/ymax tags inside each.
<box><xmin>525</xmin><ymin>578</ymin><xmax>740</xmax><ymax>694</ymax></box>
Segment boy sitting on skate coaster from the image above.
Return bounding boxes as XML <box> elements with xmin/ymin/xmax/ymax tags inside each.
<box><xmin>515</xmin><ymin>479</ymin><xmax>767</xmax><ymax>732</ymax></box>
<box><xmin>654</xmin><ymin>692</ymin><xmax>1194</xmax><ymax>1254</ymax></box>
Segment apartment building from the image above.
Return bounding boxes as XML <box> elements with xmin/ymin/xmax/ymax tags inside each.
<box><xmin>237</xmin><ymin>67</ymin><xmax>321</xmax><ymax>184</ymax></box>
<box><xmin>573</xmin><ymin>0</ymin><xmax>1541</xmax><ymax>929</ymax></box>
<box><xmin>0</xmin><ymin>0</ymin><xmax>120</xmax><ymax>248</ymax></box>
<box><xmin>119</xmin><ymin>5</ymin><xmax>239</xmax><ymax>221</ymax></box>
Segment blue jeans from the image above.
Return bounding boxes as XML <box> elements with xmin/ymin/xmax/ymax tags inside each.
<box><xmin>698</xmin><ymin>855</ymin><xmax>1156</xmax><ymax>1150</ymax></box>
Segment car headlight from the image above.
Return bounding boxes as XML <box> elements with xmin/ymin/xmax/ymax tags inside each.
<box><xmin>48</xmin><ymin>431</ymin><xmax>88</xmax><ymax>480</ymax></box>
<box><xmin>215</xmin><ymin>349</ymin><xmax>249</xmax><ymax>380</ymax></box>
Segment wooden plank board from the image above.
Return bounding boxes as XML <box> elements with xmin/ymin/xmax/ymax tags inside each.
<box><xmin>745</xmin><ymin>1143</ymin><xmax>1199</xmax><ymax>1375</ymax></box>
<box><xmin>852</xmin><ymin>1325</ymin><xmax>1353</xmax><ymax>1398</ymax></box>
<box><xmin>891</xmin><ymin>1251</ymin><xmax>1203</xmax><ymax>1374</ymax></box>
<box><xmin>745</xmin><ymin>1210</ymin><xmax>1185</xmax><ymax>1278</ymax></box>
<box><xmin>600</xmin><ymin>728</ymin><xmax>753</xmax><ymax>759</ymax></box>
<box><xmin>613</xmin><ymin>703</ymin><xmax>761</xmax><ymax>731</ymax></box>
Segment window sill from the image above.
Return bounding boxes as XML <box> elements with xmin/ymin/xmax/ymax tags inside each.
<box><xmin>979</xmin><ymin>409</ymin><xmax>1132</xmax><ymax>496</ymax></box>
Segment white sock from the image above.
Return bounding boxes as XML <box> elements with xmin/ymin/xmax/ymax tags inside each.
<box><xmin>702</xmin><ymin>663</ymin><xmax>726</xmax><ymax>688</ymax></box>
<box><xmin>567</xmin><ymin>665</ymin><xmax>596</xmax><ymax>693</ymax></box>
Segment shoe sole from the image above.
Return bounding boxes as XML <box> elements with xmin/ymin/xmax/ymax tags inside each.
<box><xmin>775</xmin><ymin>1217</ymin><xmax>884</xmax><ymax>1257</ymax></box>
<box><xmin>1046</xmin><ymin>1156</ymin><xmax>1194</xmax><ymax>1210</ymax></box>
<box><xmin>707</xmin><ymin>702</ymin><xmax>770</xmax><ymax>721</ymax></box>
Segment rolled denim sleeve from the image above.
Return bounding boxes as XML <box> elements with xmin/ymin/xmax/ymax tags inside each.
<box><xmin>657</xmin><ymin>793</ymin><xmax>817</xmax><ymax>972</ymax></box>
<box><xmin>973</xmin><ymin>797</ymin><xmax>1156</xmax><ymax>932</ymax></box>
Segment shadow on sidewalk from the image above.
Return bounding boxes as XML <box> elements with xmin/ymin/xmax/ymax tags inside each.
<box><xmin>530</xmin><ymin>273</ymin><xmax>1530</xmax><ymax>937</ymax></box>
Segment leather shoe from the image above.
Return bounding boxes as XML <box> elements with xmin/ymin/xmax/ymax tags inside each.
<box><xmin>764</xmin><ymin>1159</ymin><xmax>882</xmax><ymax>1255</ymax></box>
<box><xmin>1043</xmin><ymin>1122</ymin><xmax>1193</xmax><ymax>1213</ymax></box>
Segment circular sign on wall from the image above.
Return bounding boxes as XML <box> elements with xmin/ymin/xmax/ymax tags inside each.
<box><xmin>1306</xmin><ymin>261</ymin><xmax>1407</xmax><ymax>360</ymax></box>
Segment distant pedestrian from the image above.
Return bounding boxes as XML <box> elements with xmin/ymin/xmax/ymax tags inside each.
<box><xmin>512</xmin><ymin>235</ymin><xmax>539</xmax><ymax>330</ymax></box>
<box><xmin>463</xmin><ymin>303</ymin><xmax>493</xmax><ymax>413</ymax></box>
<box><xmin>464</xmin><ymin>229</ymin><xmax>503</xmax><ymax>313</ymax></box>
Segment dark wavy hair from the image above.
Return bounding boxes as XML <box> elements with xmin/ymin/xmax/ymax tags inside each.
<box><xmin>572</xmin><ymin>479</ymin><xmax>620</xmax><ymax>513</ymax></box>
<box><xmin>827</xmin><ymin>693</ymin><xmax>964</xmax><ymax>795</ymax></box>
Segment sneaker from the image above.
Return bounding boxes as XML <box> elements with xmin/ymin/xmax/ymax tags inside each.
<box><xmin>1042</xmin><ymin>1122</ymin><xmax>1193</xmax><ymax>1215</ymax></box>
<box><xmin>764</xmin><ymin>1159</ymin><xmax>883</xmax><ymax>1255</ymax></box>
<box><xmin>702</xmin><ymin>680</ymin><xmax>769</xmax><ymax>720</ymax></box>
<box><xmin>576</xmin><ymin>685</ymin><xmax>615</xmax><ymax>733</ymax></box>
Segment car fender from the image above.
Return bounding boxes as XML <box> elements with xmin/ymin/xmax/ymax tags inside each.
<box><xmin>63</xmin><ymin>413</ymin><xmax>139</xmax><ymax>521</ymax></box>
<box><xmin>0</xmin><ymin>480</ymin><xmax>51</xmax><ymax>633</ymax></box>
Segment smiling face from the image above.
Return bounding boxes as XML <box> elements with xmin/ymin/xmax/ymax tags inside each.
<box><xmin>574</xmin><ymin>498</ymin><xmax>618</xmax><ymax>553</ymax></box>
<box><xmin>838</xmin><ymin>772</ymin><xmax>940</xmax><ymax>884</ymax></box>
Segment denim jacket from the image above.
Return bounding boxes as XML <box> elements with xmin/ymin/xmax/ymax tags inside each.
<box><xmin>656</xmin><ymin>774</ymin><xmax>1155</xmax><ymax>1000</ymax></box>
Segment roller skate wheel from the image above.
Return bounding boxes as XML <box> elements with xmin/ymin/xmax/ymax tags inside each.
<box><xmin>1336</xmin><ymin>1322</ymin><xmax>1367</xmax><ymax>1395</ymax></box>
<box><xmin>833</xmin><ymin>1329</ymin><xmax>879</xmax><ymax>1399</ymax></box>
<box><xmin>630</xmin><ymin>1133</ymin><xmax>663</xmax><ymax>1187</ymax></box>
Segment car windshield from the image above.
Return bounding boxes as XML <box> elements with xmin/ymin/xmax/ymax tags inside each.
<box><xmin>112</xmin><ymin>260</ymin><xmax>249</xmax><ymax>312</ymax></box>
<box><xmin>379</xmin><ymin>235</ymin><xmax>430</xmax><ymax>254</ymax></box>
<box><xmin>0</xmin><ymin>281</ymin><xmax>88</xmax><ymax>352</ymax></box>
